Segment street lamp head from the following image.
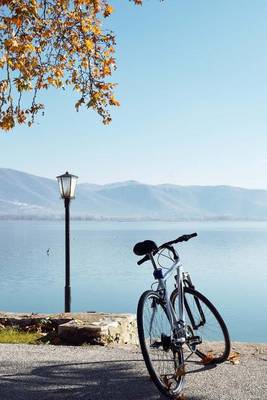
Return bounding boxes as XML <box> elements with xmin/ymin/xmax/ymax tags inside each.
<box><xmin>57</xmin><ymin>171</ymin><xmax>78</xmax><ymax>200</ymax></box>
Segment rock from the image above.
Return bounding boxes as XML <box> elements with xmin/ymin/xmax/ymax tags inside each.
<box><xmin>58</xmin><ymin>313</ymin><xmax>137</xmax><ymax>346</ymax></box>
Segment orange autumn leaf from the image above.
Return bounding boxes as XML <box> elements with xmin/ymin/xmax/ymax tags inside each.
<box><xmin>10</xmin><ymin>16</ymin><xmax>23</xmax><ymax>28</ymax></box>
<box><xmin>161</xmin><ymin>375</ymin><xmax>172</xmax><ymax>390</ymax></box>
<box><xmin>227</xmin><ymin>351</ymin><xmax>241</xmax><ymax>365</ymax></box>
<box><xmin>109</xmin><ymin>95</ymin><xmax>120</xmax><ymax>106</ymax></box>
<box><xmin>104</xmin><ymin>4</ymin><xmax>114</xmax><ymax>17</ymax></box>
<box><xmin>201</xmin><ymin>351</ymin><xmax>215</xmax><ymax>365</ymax></box>
<box><xmin>177</xmin><ymin>395</ymin><xmax>187</xmax><ymax>400</ymax></box>
<box><xmin>175</xmin><ymin>365</ymin><xmax>186</xmax><ymax>378</ymax></box>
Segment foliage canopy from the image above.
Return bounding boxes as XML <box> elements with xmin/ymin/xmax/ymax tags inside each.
<box><xmin>0</xmin><ymin>0</ymin><xmax>143</xmax><ymax>131</ymax></box>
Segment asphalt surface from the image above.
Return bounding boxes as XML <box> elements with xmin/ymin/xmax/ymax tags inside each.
<box><xmin>0</xmin><ymin>342</ymin><xmax>266</xmax><ymax>400</ymax></box>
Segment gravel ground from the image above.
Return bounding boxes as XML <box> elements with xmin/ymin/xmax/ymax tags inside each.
<box><xmin>0</xmin><ymin>342</ymin><xmax>266</xmax><ymax>400</ymax></box>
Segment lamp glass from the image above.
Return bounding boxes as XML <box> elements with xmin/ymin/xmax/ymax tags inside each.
<box><xmin>57</xmin><ymin>172</ymin><xmax>78</xmax><ymax>199</ymax></box>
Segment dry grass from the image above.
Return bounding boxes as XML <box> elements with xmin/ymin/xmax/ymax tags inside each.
<box><xmin>0</xmin><ymin>328</ymin><xmax>42</xmax><ymax>344</ymax></box>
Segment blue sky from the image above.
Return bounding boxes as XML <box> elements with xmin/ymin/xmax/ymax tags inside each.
<box><xmin>1</xmin><ymin>0</ymin><xmax>267</xmax><ymax>188</ymax></box>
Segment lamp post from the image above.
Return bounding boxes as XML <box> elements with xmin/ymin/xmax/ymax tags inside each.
<box><xmin>57</xmin><ymin>171</ymin><xmax>78</xmax><ymax>313</ymax></box>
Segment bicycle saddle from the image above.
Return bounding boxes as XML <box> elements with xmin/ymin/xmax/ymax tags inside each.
<box><xmin>133</xmin><ymin>240</ymin><xmax>158</xmax><ymax>256</ymax></box>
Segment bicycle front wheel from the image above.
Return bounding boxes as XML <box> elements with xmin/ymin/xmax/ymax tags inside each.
<box><xmin>137</xmin><ymin>290</ymin><xmax>185</xmax><ymax>398</ymax></box>
<box><xmin>171</xmin><ymin>287</ymin><xmax>231</xmax><ymax>364</ymax></box>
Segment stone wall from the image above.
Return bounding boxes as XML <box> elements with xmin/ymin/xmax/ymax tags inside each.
<box><xmin>0</xmin><ymin>311</ymin><xmax>138</xmax><ymax>346</ymax></box>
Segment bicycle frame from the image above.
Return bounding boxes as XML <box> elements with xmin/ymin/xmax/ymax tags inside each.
<box><xmin>146</xmin><ymin>238</ymin><xmax>209</xmax><ymax>347</ymax></box>
<box><xmin>150</xmin><ymin>253</ymin><xmax>187</xmax><ymax>341</ymax></box>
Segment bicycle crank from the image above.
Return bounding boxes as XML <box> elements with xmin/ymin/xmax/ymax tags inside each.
<box><xmin>187</xmin><ymin>335</ymin><xmax>202</xmax><ymax>351</ymax></box>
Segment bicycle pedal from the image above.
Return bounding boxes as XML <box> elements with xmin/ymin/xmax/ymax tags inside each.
<box><xmin>188</xmin><ymin>335</ymin><xmax>202</xmax><ymax>346</ymax></box>
<box><xmin>161</xmin><ymin>334</ymin><xmax>172</xmax><ymax>351</ymax></box>
<box><xmin>150</xmin><ymin>341</ymin><xmax>162</xmax><ymax>349</ymax></box>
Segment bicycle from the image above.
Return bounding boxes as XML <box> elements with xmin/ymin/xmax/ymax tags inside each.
<box><xmin>133</xmin><ymin>232</ymin><xmax>231</xmax><ymax>399</ymax></box>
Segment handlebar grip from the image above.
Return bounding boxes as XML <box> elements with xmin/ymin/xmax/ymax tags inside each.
<box><xmin>175</xmin><ymin>232</ymin><xmax>198</xmax><ymax>243</ymax></box>
<box><xmin>137</xmin><ymin>254</ymin><xmax>150</xmax><ymax>266</ymax></box>
<box><xmin>188</xmin><ymin>232</ymin><xmax>198</xmax><ymax>239</ymax></box>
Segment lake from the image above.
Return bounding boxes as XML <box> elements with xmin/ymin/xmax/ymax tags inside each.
<box><xmin>0</xmin><ymin>220</ymin><xmax>266</xmax><ymax>343</ymax></box>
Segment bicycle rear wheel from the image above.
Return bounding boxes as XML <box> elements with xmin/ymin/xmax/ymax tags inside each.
<box><xmin>171</xmin><ymin>287</ymin><xmax>231</xmax><ymax>364</ymax></box>
<box><xmin>137</xmin><ymin>290</ymin><xmax>185</xmax><ymax>398</ymax></box>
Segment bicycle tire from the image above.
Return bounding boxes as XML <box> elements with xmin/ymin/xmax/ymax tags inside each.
<box><xmin>170</xmin><ymin>287</ymin><xmax>231</xmax><ymax>364</ymax></box>
<box><xmin>137</xmin><ymin>290</ymin><xmax>185</xmax><ymax>398</ymax></box>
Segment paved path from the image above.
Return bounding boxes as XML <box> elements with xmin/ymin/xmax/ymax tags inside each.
<box><xmin>0</xmin><ymin>343</ymin><xmax>266</xmax><ymax>399</ymax></box>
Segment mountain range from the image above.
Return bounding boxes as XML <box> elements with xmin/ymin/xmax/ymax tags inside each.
<box><xmin>1</xmin><ymin>168</ymin><xmax>267</xmax><ymax>220</ymax></box>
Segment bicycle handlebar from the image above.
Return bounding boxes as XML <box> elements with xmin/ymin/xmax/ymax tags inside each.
<box><xmin>135</xmin><ymin>232</ymin><xmax>198</xmax><ymax>266</ymax></box>
<box><xmin>159</xmin><ymin>232</ymin><xmax>198</xmax><ymax>249</ymax></box>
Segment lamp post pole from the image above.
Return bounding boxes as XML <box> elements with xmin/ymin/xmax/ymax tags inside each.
<box><xmin>64</xmin><ymin>197</ymin><xmax>71</xmax><ymax>312</ymax></box>
<box><xmin>57</xmin><ymin>171</ymin><xmax>78</xmax><ymax>314</ymax></box>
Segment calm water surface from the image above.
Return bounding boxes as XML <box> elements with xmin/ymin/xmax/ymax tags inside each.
<box><xmin>0</xmin><ymin>220</ymin><xmax>266</xmax><ymax>343</ymax></box>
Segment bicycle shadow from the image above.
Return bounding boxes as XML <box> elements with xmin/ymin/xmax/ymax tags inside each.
<box><xmin>0</xmin><ymin>359</ymin><xmax>206</xmax><ymax>400</ymax></box>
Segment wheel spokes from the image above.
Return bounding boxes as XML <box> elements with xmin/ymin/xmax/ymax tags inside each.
<box><xmin>142</xmin><ymin>294</ymin><xmax>183</xmax><ymax>389</ymax></box>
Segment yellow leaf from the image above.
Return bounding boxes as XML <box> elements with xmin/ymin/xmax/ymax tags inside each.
<box><xmin>0</xmin><ymin>57</ymin><xmax>5</xmax><ymax>68</ymax></box>
<box><xmin>227</xmin><ymin>351</ymin><xmax>240</xmax><ymax>365</ymax></box>
<box><xmin>24</xmin><ymin>43</ymin><xmax>35</xmax><ymax>52</ymax></box>
<box><xmin>85</xmin><ymin>38</ymin><xmax>94</xmax><ymax>51</ymax></box>
<box><xmin>103</xmin><ymin>64</ymin><xmax>111</xmax><ymax>76</ymax></box>
<box><xmin>104</xmin><ymin>4</ymin><xmax>114</xmax><ymax>17</ymax></box>
<box><xmin>54</xmin><ymin>68</ymin><xmax>64</xmax><ymax>78</ymax></box>
<box><xmin>109</xmin><ymin>95</ymin><xmax>120</xmax><ymax>106</ymax></box>
<box><xmin>91</xmin><ymin>25</ymin><xmax>102</xmax><ymax>35</ymax></box>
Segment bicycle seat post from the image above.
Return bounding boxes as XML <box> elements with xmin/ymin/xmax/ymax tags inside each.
<box><xmin>149</xmin><ymin>253</ymin><xmax>158</xmax><ymax>271</ymax></box>
<box><xmin>149</xmin><ymin>253</ymin><xmax>165</xmax><ymax>281</ymax></box>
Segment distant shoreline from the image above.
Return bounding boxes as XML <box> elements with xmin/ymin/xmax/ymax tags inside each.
<box><xmin>2</xmin><ymin>169</ymin><xmax>267</xmax><ymax>222</ymax></box>
<box><xmin>1</xmin><ymin>216</ymin><xmax>267</xmax><ymax>222</ymax></box>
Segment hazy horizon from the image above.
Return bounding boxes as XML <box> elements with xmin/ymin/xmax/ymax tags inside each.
<box><xmin>2</xmin><ymin>166</ymin><xmax>267</xmax><ymax>191</ymax></box>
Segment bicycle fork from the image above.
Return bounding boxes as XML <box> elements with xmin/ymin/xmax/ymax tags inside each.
<box><xmin>182</xmin><ymin>272</ymin><xmax>206</xmax><ymax>329</ymax></box>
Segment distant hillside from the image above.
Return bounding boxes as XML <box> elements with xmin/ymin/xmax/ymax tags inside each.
<box><xmin>1</xmin><ymin>168</ymin><xmax>267</xmax><ymax>220</ymax></box>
